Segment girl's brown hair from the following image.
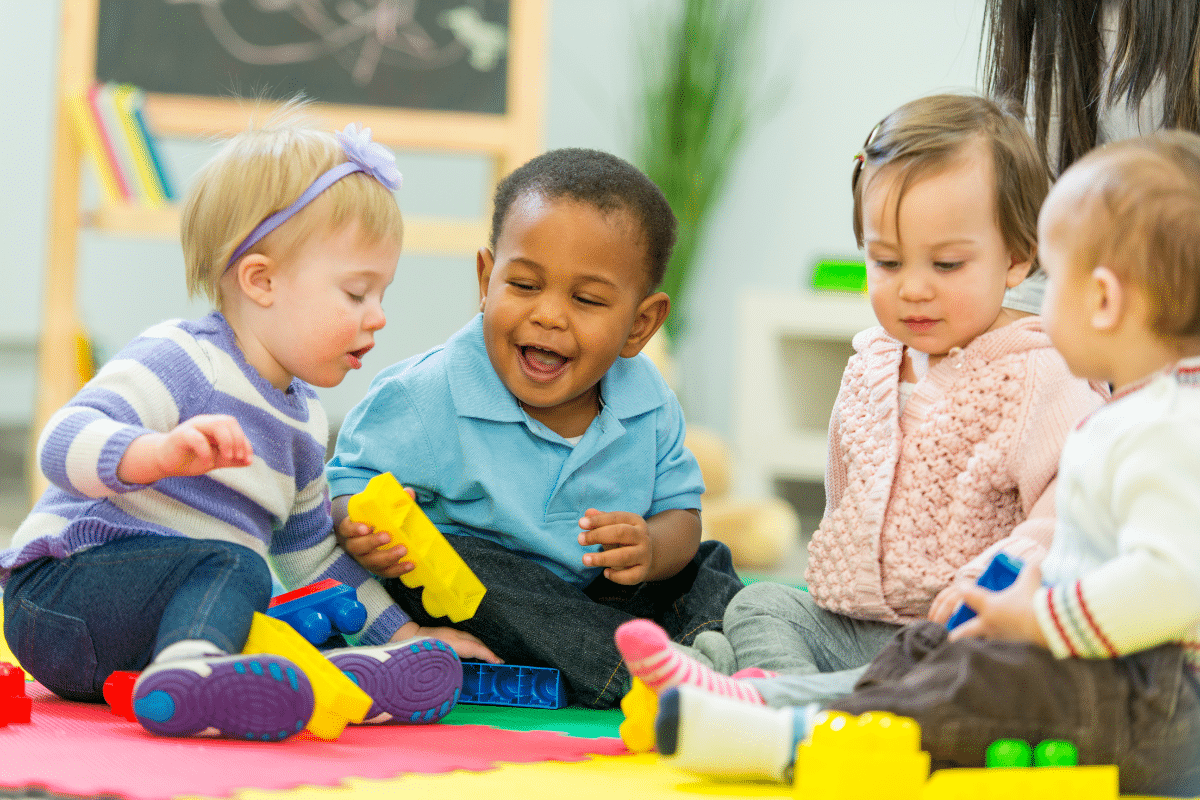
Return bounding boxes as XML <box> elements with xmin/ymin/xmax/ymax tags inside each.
<box><xmin>851</xmin><ymin>93</ymin><xmax>1051</xmax><ymax>272</ymax></box>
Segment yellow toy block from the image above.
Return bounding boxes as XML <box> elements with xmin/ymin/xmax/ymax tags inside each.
<box><xmin>0</xmin><ymin>603</ymin><xmax>22</xmax><ymax>672</ymax></box>
<box><xmin>921</xmin><ymin>764</ymin><xmax>1118</xmax><ymax>800</ymax></box>
<box><xmin>794</xmin><ymin>710</ymin><xmax>930</xmax><ymax>799</ymax></box>
<box><xmin>618</xmin><ymin>677</ymin><xmax>658</xmax><ymax>753</ymax></box>
<box><xmin>348</xmin><ymin>472</ymin><xmax>486</xmax><ymax>622</ymax></box>
<box><xmin>242</xmin><ymin>612</ymin><xmax>372</xmax><ymax>740</ymax></box>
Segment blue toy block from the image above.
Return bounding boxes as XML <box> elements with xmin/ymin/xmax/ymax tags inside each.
<box><xmin>946</xmin><ymin>552</ymin><xmax>1024</xmax><ymax>630</ymax></box>
<box><xmin>268</xmin><ymin>579</ymin><xmax>368</xmax><ymax>646</ymax></box>
<box><xmin>459</xmin><ymin>662</ymin><xmax>567</xmax><ymax>709</ymax></box>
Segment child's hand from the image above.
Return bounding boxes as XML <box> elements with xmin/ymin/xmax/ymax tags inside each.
<box><xmin>334</xmin><ymin>513</ymin><xmax>415</xmax><ymax>579</ymax></box>
<box><xmin>948</xmin><ymin>558</ymin><xmax>1049</xmax><ymax>647</ymax></box>
<box><xmin>118</xmin><ymin>414</ymin><xmax>253</xmax><ymax>484</ymax></box>
<box><xmin>391</xmin><ymin>621</ymin><xmax>502</xmax><ymax>663</ymax></box>
<box><xmin>928</xmin><ymin>577</ymin><xmax>974</xmax><ymax>624</ymax></box>
<box><xmin>578</xmin><ymin>508</ymin><xmax>653</xmax><ymax>585</ymax></box>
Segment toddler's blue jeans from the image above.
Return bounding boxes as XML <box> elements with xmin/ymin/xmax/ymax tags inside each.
<box><xmin>3</xmin><ymin>535</ymin><xmax>272</xmax><ymax>702</ymax></box>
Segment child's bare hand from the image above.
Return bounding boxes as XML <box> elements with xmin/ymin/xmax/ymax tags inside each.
<box><xmin>948</xmin><ymin>559</ymin><xmax>1049</xmax><ymax>647</ymax></box>
<box><xmin>578</xmin><ymin>508</ymin><xmax>653</xmax><ymax>585</ymax></box>
<box><xmin>391</xmin><ymin>621</ymin><xmax>502</xmax><ymax>663</ymax></box>
<box><xmin>928</xmin><ymin>578</ymin><xmax>974</xmax><ymax>624</ymax></box>
<box><xmin>334</xmin><ymin>515</ymin><xmax>415</xmax><ymax>579</ymax></box>
<box><xmin>119</xmin><ymin>414</ymin><xmax>253</xmax><ymax>484</ymax></box>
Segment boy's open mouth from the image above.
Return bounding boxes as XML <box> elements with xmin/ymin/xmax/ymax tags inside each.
<box><xmin>519</xmin><ymin>345</ymin><xmax>569</xmax><ymax>379</ymax></box>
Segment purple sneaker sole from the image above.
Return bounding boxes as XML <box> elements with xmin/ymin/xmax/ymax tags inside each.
<box><xmin>132</xmin><ymin>654</ymin><xmax>314</xmax><ymax>741</ymax></box>
<box><xmin>327</xmin><ymin>638</ymin><xmax>462</xmax><ymax>724</ymax></box>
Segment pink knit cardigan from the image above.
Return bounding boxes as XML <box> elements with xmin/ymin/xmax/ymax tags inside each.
<box><xmin>805</xmin><ymin>317</ymin><xmax>1107</xmax><ymax>623</ymax></box>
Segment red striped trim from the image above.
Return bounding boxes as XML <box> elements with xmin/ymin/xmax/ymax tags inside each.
<box><xmin>1074</xmin><ymin>582</ymin><xmax>1120</xmax><ymax>657</ymax></box>
<box><xmin>1045</xmin><ymin>589</ymin><xmax>1079</xmax><ymax>657</ymax></box>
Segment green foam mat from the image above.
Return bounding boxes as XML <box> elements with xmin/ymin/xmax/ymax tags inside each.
<box><xmin>442</xmin><ymin>703</ymin><xmax>625</xmax><ymax>739</ymax></box>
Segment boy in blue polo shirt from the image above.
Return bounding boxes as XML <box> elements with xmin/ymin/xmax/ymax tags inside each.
<box><xmin>327</xmin><ymin>148</ymin><xmax>744</xmax><ymax>708</ymax></box>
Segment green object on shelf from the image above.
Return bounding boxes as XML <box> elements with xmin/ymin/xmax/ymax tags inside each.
<box><xmin>986</xmin><ymin>738</ymin><xmax>1033</xmax><ymax>768</ymax></box>
<box><xmin>1034</xmin><ymin>739</ymin><xmax>1079</xmax><ymax>767</ymax></box>
<box><xmin>811</xmin><ymin>259</ymin><xmax>867</xmax><ymax>292</ymax></box>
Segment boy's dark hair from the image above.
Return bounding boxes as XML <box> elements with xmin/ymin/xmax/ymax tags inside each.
<box><xmin>490</xmin><ymin>148</ymin><xmax>678</xmax><ymax>291</ymax></box>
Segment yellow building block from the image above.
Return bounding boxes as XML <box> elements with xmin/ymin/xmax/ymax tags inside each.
<box><xmin>921</xmin><ymin>764</ymin><xmax>1118</xmax><ymax>800</ymax></box>
<box><xmin>794</xmin><ymin>711</ymin><xmax>930</xmax><ymax>800</ymax></box>
<box><xmin>0</xmin><ymin>603</ymin><xmax>22</xmax><ymax>672</ymax></box>
<box><xmin>348</xmin><ymin>472</ymin><xmax>487</xmax><ymax>622</ymax></box>
<box><xmin>242</xmin><ymin>612</ymin><xmax>372</xmax><ymax>740</ymax></box>
<box><xmin>618</xmin><ymin>677</ymin><xmax>658</xmax><ymax>753</ymax></box>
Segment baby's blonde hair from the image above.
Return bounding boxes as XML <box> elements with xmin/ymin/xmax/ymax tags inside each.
<box><xmin>183</xmin><ymin>107</ymin><xmax>404</xmax><ymax>307</ymax></box>
<box><xmin>851</xmin><ymin>93</ymin><xmax>1050</xmax><ymax>271</ymax></box>
<box><xmin>1062</xmin><ymin>130</ymin><xmax>1200</xmax><ymax>339</ymax></box>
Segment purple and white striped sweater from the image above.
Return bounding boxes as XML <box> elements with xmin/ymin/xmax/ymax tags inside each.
<box><xmin>1</xmin><ymin>312</ymin><xmax>409</xmax><ymax>645</ymax></box>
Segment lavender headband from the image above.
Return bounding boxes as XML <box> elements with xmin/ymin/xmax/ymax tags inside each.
<box><xmin>227</xmin><ymin>123</ymin><xmax>403</xmax><ymax>267</ymax></box>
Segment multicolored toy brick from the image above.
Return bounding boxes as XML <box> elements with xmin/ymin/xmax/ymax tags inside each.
<box><xmin>459</xmin><ymin>662</ymin><xmax>566</xmax><ymax>709</ymax></box>
<box><xmin>347</xmin><ymin>472</ymin><xmax>487</xmax><ymax>622</ymax></box>
<box><xmin>618</xmin><ymin>677</ymin><xmax>657</xmax><ymax>753</ymax></box>
<box><xmin>946</xmin><ymin>552</ymin><xmax>1024</xmax><ymax>630</ymax></box>
<box><xmin>268</xmin><ymin>578</ymin><xmax>367</xmax><ymax>646</ymax></box>
<box><xmin>241</xmin><ymin>611</ymin><xmax>372</xmax><ymax>740</ymax></box>
<box><xmin>0</xmin><ymin>663</ymin><xmax>31</xmax><ymax>724</ymax></box>
<box><xmin>794</xmin><ymin>711</ymin><xmax>930</xmax><ymax>800</ymax></box>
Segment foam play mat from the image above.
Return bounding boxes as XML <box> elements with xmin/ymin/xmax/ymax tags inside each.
<box><xmin>0</xmin><ymin>681</ymin><xmax>627</xmax><ymax>800</ymax></box>
<box><xmin>0</xmin><ymin>681</ymin><xmax>1186</xmax><ymax>800</ymax></box>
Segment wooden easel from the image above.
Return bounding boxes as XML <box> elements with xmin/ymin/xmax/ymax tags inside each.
<box><xmin>30</xmin><ymin>0</ymin><xmax>545</xmax><ymax>502</ymax></box>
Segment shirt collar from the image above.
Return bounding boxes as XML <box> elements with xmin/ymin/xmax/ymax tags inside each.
<box><xmin>446</xmin><ymin>314</ymin><xmax>670</xmax><ymax>423</ymax></box>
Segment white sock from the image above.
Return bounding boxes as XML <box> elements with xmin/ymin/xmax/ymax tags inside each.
<box><xmin>656</xmin><ymin>684</ymin><xmax>818</xmax><ymax>782</ymax></box>
<box><xmin>154</xmin><ymin>639</ymin><xmax>227</xmax><ymax>664</ymax></box>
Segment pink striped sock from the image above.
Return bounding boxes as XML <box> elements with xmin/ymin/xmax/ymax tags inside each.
<box><xmin>615</xmin><ymin>619</ymin><xmax>764</xmax><ymax>705</ymax></box>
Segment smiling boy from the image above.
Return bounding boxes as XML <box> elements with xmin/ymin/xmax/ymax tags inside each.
<box><xmin>326</xmin><ymin>148</ymin><xmax>744</xmax><ymax>708</ymax></box>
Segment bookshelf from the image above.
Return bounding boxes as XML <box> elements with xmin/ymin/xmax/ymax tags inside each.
<box><xmin>32</xmin><ymin>0</ymin><xmax>544</xmax><ymax>501</ymax></box>
<box><xmin>734</xmin><ymin>289</ymin><xmax>877</xmax><ymax>498</ymax></box>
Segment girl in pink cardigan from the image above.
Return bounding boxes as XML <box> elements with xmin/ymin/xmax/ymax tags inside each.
<box><xmin>615</xmin><ymin>93</ymin><xmax>1107</xmax><ymax>709</ymax></box>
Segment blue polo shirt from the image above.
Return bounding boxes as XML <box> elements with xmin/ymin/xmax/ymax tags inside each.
<box><xmin>327</xmin><ymin>314</ymin><xmax>704</xmax><ymax>587</ymax></box>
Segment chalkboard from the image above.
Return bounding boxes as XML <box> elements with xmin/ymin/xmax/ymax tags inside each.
<box><xmin>96</xmin><ymin>0</ymin><xmax>510</xmax><ymax>115</ymax></box>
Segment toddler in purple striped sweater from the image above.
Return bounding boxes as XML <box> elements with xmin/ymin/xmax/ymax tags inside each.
<box><xmin>1</xmin><ymin>110</ymin><xmax>493</xmax><ymax>740</ymax></box>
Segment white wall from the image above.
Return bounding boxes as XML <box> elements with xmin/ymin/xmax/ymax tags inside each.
<box><xmin>0</xmin><ymin>0</ymin><xmax>986</xmax><ymax>446</ymax></box>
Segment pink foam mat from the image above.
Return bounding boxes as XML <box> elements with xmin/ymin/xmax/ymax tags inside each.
<box><xmin>0</xmin><ymin>683</ymin><xmax>628</xmax><ymax>800</ymax></box>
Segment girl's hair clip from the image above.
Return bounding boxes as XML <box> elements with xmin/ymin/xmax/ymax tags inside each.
<box><xmin>853</xmin><ymin>151</ymin><xmax>865</xmax><ymax>165</ymax></box>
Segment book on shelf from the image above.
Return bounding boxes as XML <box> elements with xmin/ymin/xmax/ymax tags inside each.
<box><xmin>67</xmin><ymin>82</ymin><xmax>175</xmax><ymax>208</ymax></box>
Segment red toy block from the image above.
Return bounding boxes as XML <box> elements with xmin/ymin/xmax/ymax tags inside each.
<box><xmin>0</xmin><ymin>663</ymin><xmax>31</xmax><ymax>724</ymax></box>
<box><xmin>269</xmin><ymin>578</ymin><xmax>342</xmax><ymax>605</ymax></box>
<box><xmin>103</xmin><ymin>670</ymin><xmax>140</xmax><ymax>722</ymax></box>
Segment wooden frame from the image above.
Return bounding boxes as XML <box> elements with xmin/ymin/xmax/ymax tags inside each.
<box><xmin>30</xmin><ymin>0</ymin><xmax>545</xmax><ymax>500</ymax></box>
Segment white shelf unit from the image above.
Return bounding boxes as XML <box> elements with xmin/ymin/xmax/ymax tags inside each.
<box><xmin>734</xmin><ymin>290</ymin><xmax>877</xmax><ymax>498</ymax></box>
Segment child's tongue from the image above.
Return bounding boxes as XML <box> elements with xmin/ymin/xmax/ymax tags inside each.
<box><xmin>523</xmin><ymin>346</ymin><xmax>566</xmax><ymax>374</ymax></box>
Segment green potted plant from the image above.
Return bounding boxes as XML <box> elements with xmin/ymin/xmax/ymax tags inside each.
<box><xmin>634</xmin><ymin>0</ymin><xmax>766</xmax><ymax>346</ymax></box>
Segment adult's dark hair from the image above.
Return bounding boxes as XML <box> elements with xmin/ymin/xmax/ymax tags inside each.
<box><xmin>983</xmin><ymin>0</ymin><xmax>1200</xmax><ymax>175</ymax></box>
<box><xmin>489</xmin><ymin>148</ymin><xmax>678</xmax><ymax>291</ymax></box>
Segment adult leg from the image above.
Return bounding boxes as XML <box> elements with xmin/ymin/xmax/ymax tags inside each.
<box><xmin>4</xmin><ymin>535</ymin><xmax>272</xmax><ymax>702</ymax></box>
<box><xmin>723</xmin><ymin>581</ymin><xmax>901</xmax><ymax>674</ymax></box>
<box><xmin>380</xmin><ymin>534</ymin><xmax>637</xmax><ymax>708</ymax></box>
